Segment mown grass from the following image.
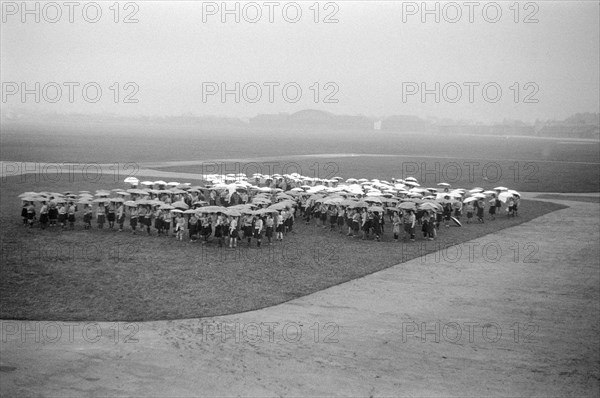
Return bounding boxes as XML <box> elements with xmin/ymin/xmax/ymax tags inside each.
<box><xmin>0</xmin><ymin>173</ymin><xmax>567</xmax><ymax>321</ymax></box>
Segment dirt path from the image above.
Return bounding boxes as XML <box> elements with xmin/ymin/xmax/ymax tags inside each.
<box><xmin>1</xmin><ymin>197</ymin><xmax>598</xmax><ymax>397</ymax></box>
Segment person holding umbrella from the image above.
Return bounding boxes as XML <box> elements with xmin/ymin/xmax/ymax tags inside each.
<box><xmin>229</xmin><ymin>215</ymin><xmax>239</xmax><ymax>248</ymax></box>
<box><xmin>57</xmin><ymin>203</ymin><xmax>67</xmax><ymax>229</ymax></box>
<box><xmin>96</xmin><ymin>202</ymin><xmax>106</xmax><ymax>229</ymax></box>
<box><xmin>392</xmin><ymin>210</ymin><xmax>401</xmax><ymax>240</ymax></box>
<box><xmin>162</xmin><ymin>209</ymin><xmax>172</xmax><ymax>236</ymax></box>
<box><xmin>476</xmin><ymin>198</ymin><xmax>485</xmax><ymax>223</ymax></box>
<box><xmin>39</xmin><ymin>201</ymin><xmax>49</xmax><ymax>229</ymax></box>
<box><xmin>144</xmin><ymin>205</ymin><xmax>153</xmax><ymax>235</ymax></box>
<box><xmin>129</xmin><ymin>205</ymin><xmax>138</xmax><ymax>233</ymax></box>
<box><xmin>27</xmin><ymin>201</ymin><xmax>36</xmax><ymax>228</ymax></box>
<box><xmin>107</xmin><ymin>202</ymin><xmax>116</xmax><ymax>229</ymax></box>
<box><xmin>488</xmin><ymin>195</ymin><xmax>497</xmax><ymax>220</ymax></box>
<box><xmin>175</xmin><ymin>213</ymin><xmax>185</xmax><ymax>241</ymax></box>
<box><xmin>48</xmin><ymin>200</ymin><xmax>58</xmax><ymax>227</ymax></box>
<box><xmin>265</xmin><ymin>212</ymin><xmax>275</xmax><ymax>245</ymax></box>
<box><xmin>372</xmin><ymin>211</ymin><xmax>382</xmax><ymax>242</ymax></box>
<box><xmin>465</xmin><ymin>200</ymin><xmax>475</xmax><ymax>224</ymax></box>
<box><xmin>21</xmin><ymin>201</ymin><xmax>29</xmax><ymax>226</ymax></box>
<box><xmin>117</xmin><ymin>203</ymin><xmax>125</xmax><ymax>232</ymax></box>
<box><xmin>403</xmin><ymin>209</ymin><xmax>416</xmax><ymax>241</ymax></box>
<box><xmin>67</xmin><ymin>202</ymin><xmax>76</xmax><ymax>229</ymax></box>
<box><xmin>253</xmin><ymin>214</ymin><xmax>264</xmax><ymax>247</ymax></box>
<box><xmin>83</xmin><ymin>204</ymin><xmax>93</xmax><ymax>229</ymax></box>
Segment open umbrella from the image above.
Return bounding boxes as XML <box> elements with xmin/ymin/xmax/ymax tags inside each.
<box><xmin>172</xmin><ymin>201</ymin><xmax>189</xmax><ymax>210</ymax></box>
<box><xmin>398</xmin><ymin>202</ymin><xmax>417</xmax><ymax>210</ymax></box>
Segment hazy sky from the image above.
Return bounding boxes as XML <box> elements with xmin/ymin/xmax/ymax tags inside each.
<box><xmin>1</xmin><ymin>1</ymin><xmax>599</xmax><ymax>122</ymax></box>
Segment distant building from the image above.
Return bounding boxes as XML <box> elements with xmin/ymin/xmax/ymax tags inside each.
<box><xmin>250</xmin><ymin>109</ymin><xmax>373</xmax><ymax>130</ymax></box>
<box><xmin>381</xmin><ymin>115</ymin><xmax>431</xmax><ymax>132</ymax></box>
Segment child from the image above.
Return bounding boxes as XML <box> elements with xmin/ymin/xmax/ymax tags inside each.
<box><xmin>265</xmin><ymin>213</ymin><xmax>274</xmax><ymax>245</ymax></box>
<box><xmin>83</xmin><ymin>205</ymin><xmax>92</xmax><ymax>229</ymax></box>
<box><xmin>162</xmin><ymin>209</ymin><xmax>172</xmax><ymax>236</ymax></box>
<box><xmin>275</xmin><ymin>211</ymin><xmax>284</xmax><ymax>241</ymax></box>
<box><xmin>96</xmin><ymin>203</ymin><xmax>105</xmax><ymax>229</ymax></box>
<box><xmin>144</xmin><ymin>206</ymin><xmax>153</xmax><ymax>235</ymax></box>
<box><xmin>392</xmin><ymin>211</ymin><xmax>401</xmax><ymax>240</ymax></box>
<box><xmin>27</xmin><ymin>202</ymin><xmax>36</xmax><ymax>228</ymax></box>
<box><xmin>175</xmin><ymin>213</ymin><xmax>185</xmax><ymax>241</ymax></box>
<box><xmin>488</xmin><ymin>195</ymin><xmax>497</xmax><ymax>220</ymax></box>
<box><xmin>229</xmin><ymin>216</ymin><xmax>239</xmax><ymax>248</ymax></box>
<box><xmin>154</xmin><ymin>207</ymin><xmax>164</xmax><ymax>235</ymax></box>
<box><xmin>58</xmin><ymin>204</ymin><xmax>67</xmax><ymax>229</ymax></box>
<box><xmin>21</xmin><ymin>201</ymin><xmax>29</xmax><ymax>226</ymax></box>
<box><xmin>253</xmin><ymin>215</ymin><xmax>264</xmax><ymax>247</ymax></box>
<box><xmin>129</xmin><ymin>205</ymin><xmax>138</xmax><ymax>233</ymax></box>
<box><xmin>403</xmin><ymin>210</ymin><xmax>416</xmax><ymax>241</ymax></box>
<box><xmin>372</xmin><ymin>211</ymin><xmax>382</xmax><ymax>242</ymax></box>
<box><xmin>476</xmin><ymin>199</ymin><xmax>485</xmax><ymax>223</ymax></box>
<box><xmin>117</xmin><ymin>203</ymin><xmax>125</xmax><ymax>232</ymax></box>
<box><xmin>107</xmin><ymin>202</ymin><xmax>116</xmax><ymax>229</ymax></box>
<box><xmin>67</xmin><ymin>202</ymin><xmax>76</xmax><ymax>229</ymax></box>
<box><xmin>39</xmin><ymin>202</ymin><xmax>49</xmax><ymax>229</ymax></box>
<box><xmin>48</xmin><ymin>202</ymin><xmax>58</xmax><ymax>227</ymax></box>
<box><xmin>465</xmin><ymin>201</ymin><xmax>474</xmax><ymax>224</ymax></box>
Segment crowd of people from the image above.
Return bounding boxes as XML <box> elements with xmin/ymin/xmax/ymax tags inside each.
<box><xmin>18</xmin><ymin>173</ymin><xmax>521</xmax><ymax>245</ymax></box>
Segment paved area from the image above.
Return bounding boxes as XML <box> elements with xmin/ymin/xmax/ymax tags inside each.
<box><xmin>0</xmin><ymin>195</ymin><xmax>598</xmax><ymax>397</ymax></box>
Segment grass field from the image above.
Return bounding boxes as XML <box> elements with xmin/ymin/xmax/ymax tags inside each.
<box><xmin>0</xmin><ymin>124</ymin><xmax>593</xmax><ymax>321</ymax></box>
<box><xmin>0</xmin><ymin>173</ymin><xmax>566</xmax><ymax>321</ymax></box>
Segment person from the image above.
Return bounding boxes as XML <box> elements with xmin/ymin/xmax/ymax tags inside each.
<box><xmin>265</xmin><ymin>212</ymin><xmax>274</xmax><ymax>245</ymax></box>
<box><xmin>328</xmin><ymin>205</ymin><xmax>337</xmax><ymax>231</ymax></box>
<box><xmin>96</xmin><ymin>203</ymin><xmax>106</xmax><ymax>229</ymax></box>
<box><xmin>361</xmin><ymin>209</ymin><xmax>370</xmax><ymax>240</ymax></box>
<box><xmin>403</xmin><ymin>209</ymin><xmax>416</xmax><ymax>241</ymax></box>
<box><xmin>253</xmin><ymin>215</ymin><xmax>264</xmax><ymax>247</ymax></box>
<box><xmin>39</xmin><ymin>201</ymin><xmax>49</xmax><ymax>229</ymax></box>
<box><xmin>465</xmin><ymin>201</ymin><xmax>475</xmax><ymax>224</ymax></box>
<box><xmin>476</xmin><ymin>199</ymin><xmax>485</xmax><ymax>223</ymax></box>
<box><xmin>107</xmin><ymin>202</ymin><xmax>116</xmax><ymax>229</ymax></box>
<box><xmin>144</xmin><ymin>206</ymin><xmax>153</xmax><ymax>235</ymax></box>
<box><xmin>352</xmin><ymin>209</ymin><xmax>361</xmax><ymax>238</ymax></box>
<box><xmin>488</xmin><ymin>195</ymin><xmax>497</xmax><ymax>220</ymax></box>
<box><xmin>83</xmin><ymin>204</ymin><xmax>92</xmax><ymax>229</ymax></box>
<box><xmin>424</xmin><ymin>211</ymin><xmax>435</xmax><ymax>240</ymax></box>
<box><xmin>58</xmin><ymin>203</ymin><xmax>67</xmax><ymax>229</ymax></box>
<box><xmin>214</xmin><ymin>213</ymin><xmax>224</xmax><ymax>247</ymax></box>
<box><xmin>243</xmin><ymin>213</ymin><xmax>254</xmax><ymax>244</ymax></box>
<box><xmin>188</xmin><ymin>213</ymin><xmax>199</xmax><ymax>241</ymax></box>
<box><xmin>453</xmin><ymin>200</ymin><xmax>463</xmax><ymax>220</ymax></box>
<box><xmin>443</xmin><ymin>202</ymin><xmax>452</xmax><ymax>228</ymax></box>
<box><xmin>372</xmin><ymin>211</ymin><xmax>382</xmax><ymax>241</ymax></box>
<box><xmin>27</xmin><ymin>202</ymin><xmax>36</xmax><ymax>228</ymax></box>
<box><xmin>48</xmin><ymin>201</ymin><xmax>58</xmax><ymax>227</ymax></box>
<box><xmin>129</xmin><ymin>205</ymin><xmax>138</xmax><ymax>233</ymax></box>
<box><xmin>21</xmin><ymin>201</ymin><xmax>29</xmax><ymax>226</ymax></box>
<box><xmin>162</xmin><ymin>209</ymin><xmax>172</xmax><ymax>236</ymax></box>
<box><xmin>392</xmin><ymin>211</ymin><xmax>401</xmax><ymax>240</ymax></box>
<box><xmin>117</xmin><ymin>203</ymin><xmax>125</xmax><ymax>232</ymax></box>
<box><xmin>513</xmin><ymin>195</ymin><xmax>520</xmax><ymax>217</ymax></box>
<box><xmin>275</xmin><ymin>211</ymin><xmax>284</xmax><ymax>241</ymax></box>
<box><xmin>67</xmin><ymin>202</ymin><xmax>76</xmax><ymax>229</ymax></box>
<box><xmin>175</xmin><ymin>213</ymin><xmax>185</xmax><ymax>241</ymax></box>
<box><xmin>337</xmin><ymin>206</ymin><xmax>346</xmax><ymax>234</ymax></box>
<box><xmin>229</xmin><ymin>216</ymin><xmax>239</xmax><ymax>248</ymax></box>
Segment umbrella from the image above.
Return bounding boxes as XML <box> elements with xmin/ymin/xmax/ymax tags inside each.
<box><xmin>483</xmin><ymin>190</ymin><xmax>497</xmax><ymax>195</ymax></box>
<box><xmin>437</xmin><ymin>182</ymin><xmax>451</xmax><ymax>187</ymax></box>
<box><xmin>463</xmin><ymin>197</ymin><xmax>478</xmax><ymax>204</ymax></box>
<box><xmin>224</xmin><ymin>208</ymin><xmax>242</xmax><ymax>217</ymax></box>
<box><xmin>494</xmin><ymin>186</ymin><xmax>508</xmax><ymax>191</ymax></box>
<box><xmin>419</xmin><ymin>202</ymin><xmax>442</xmax><ymax>211</ymax></box>
<box><xmin>140</xmin><ymin>181</ymin><xmax>154</xmax><ymax>186</ymax></box>
<box><xmin>159</xmin><ymin>204</ymin><xmax>175</xmax><ymax>210</ymax></box>
<box><xmin>124</xmin><ymin>177</ymin><xmax>139</xmax><ymax>185</ymax></box>
<box><xmin>116</xmin><ymin>191</ymin><xmax>131</xmax><ymax>196</ymax></box>
<box><xmin>451</xmin><ymin>216</ymin><xmax>462</xmax><ymax>227</ymax></box>
<box><xmin>154</xmin><ymin>180</ymin><xmax>167</xmax><ymax>186</ymax></box>
<box><xmin>109</xmin><ymin>197</ymin><xmax>125</xmax><ymax>203</ymax></box>
<box><xmin>170</xmin><ymin>209</ymin><xmax>183</xmax><ymax>214</ymax></box>
<box><xmin>18</xmin><ymin>192</ymin><xmax>38</xmax><ymax>197</ymax></box>
<box><xmin>183</xmin><ymin>209</ymin><xmax>197</xmax><ymax>214</ymax></box>
<box><xmin>471</xmin><ymin>193</ymin><xmax>487</xmax><ymax>199</ymax></box>
<box><xmin>398</xmin><ymin>202</ymin><xmax>416</xmax><ymax>210</ymax></box>
<box><xmin>367</xmin><ymin>206</ymin><xmax>384</xmax><ymax>213</ymax></box>
<box><xmin>364</xmin><ymin>197</ymin><xmax>383</xmax><ymax>204</ymax></box>
<box><xmin>92</xmin><ymin>198</ymin><xmax>109</xmax><ymax>203</ymax></box>
<box><xmin>469</xmin><ymin>187</ymin><xmax>484</xmax><ymax>193</ymax></box>
<box><xmin>197</xmin><ymin>206</ymin><xmax>227</xmax><ymax>213</ymax></box>
<box><xmin>172</xmin><ymin>201</ymin><xmax>189</xmax><ymax>210</ymax></box>
<box><xmin>404</xmin><ymin>177</ymin><xmax>418</xmax><ymax>182</ymax></box>
<box><xmin>124</xmin><ymin>201</ymin><xmax>138</xmax><ymax>207</ymax></box>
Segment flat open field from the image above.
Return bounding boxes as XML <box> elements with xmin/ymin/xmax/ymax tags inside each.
<box><xmin>3</xmin><ymin>122</ymin><xmax>598</xmax><ymax>192</ymax></box>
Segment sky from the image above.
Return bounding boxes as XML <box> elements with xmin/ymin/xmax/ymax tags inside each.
<box><xmin>1</xmin><ymin>1</ymin><xmax>599</xmax><ymax>123</ymax></box>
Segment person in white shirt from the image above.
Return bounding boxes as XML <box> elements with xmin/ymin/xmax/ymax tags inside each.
<box><xmin>253</xmin><ymin>215</ymin><xmax>264</xmax><ymax>247</ymax></box>
<box><xmin>229</xmin><ymin>217</ymin><xmax>239</xmax><ymax>248</ymax></box>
